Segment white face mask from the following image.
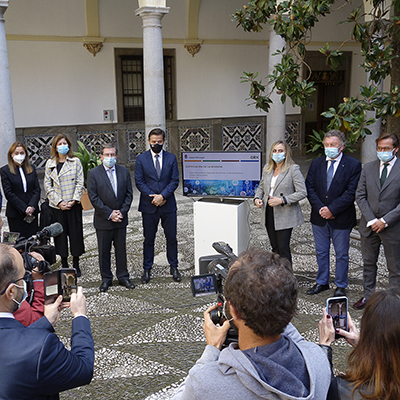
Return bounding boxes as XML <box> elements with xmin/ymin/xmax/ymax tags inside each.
<box><xmin>12</xmin><ymin>280</ymin><xmax>28</xmax><ymax>310</ymax></box>
<box><xmin>13</xmin><ymin>154</ymin><xmax>26</xmax><ymax>165</ymax></box>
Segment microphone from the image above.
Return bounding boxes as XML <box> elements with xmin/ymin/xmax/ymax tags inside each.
<box><xmin>30</xmin><ymin>222</ymin><xmax>64</xmax><ymax>240</ymax></box>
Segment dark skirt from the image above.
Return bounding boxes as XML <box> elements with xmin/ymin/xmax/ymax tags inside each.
<box><xmin>52</xmin><ymin>202</ymin><xmax>85</xmax><ymax>258</ymax></box>
<box><xmin>7</xmin><ymin>216</ymin><xmax>39</xmax><ymax>240</ymax></box>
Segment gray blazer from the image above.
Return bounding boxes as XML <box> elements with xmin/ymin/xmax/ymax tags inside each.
<box><xmin>255</xmin><ymin>164</ymin><xmax>307</xmax><ymax>230</ymax></box>
<box><xmin>356</xmin><ymin>158</ymin><xmax>400</xmax><ymax>240</ymax></box>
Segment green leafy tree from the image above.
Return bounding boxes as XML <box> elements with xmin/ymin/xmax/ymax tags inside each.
<box><xmin>233</xmin><ymin>0</ymin><xmax>400</xmax><ymax>153</ymax></box>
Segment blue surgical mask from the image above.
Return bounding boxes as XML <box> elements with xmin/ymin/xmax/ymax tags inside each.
<box><xmin>325</xmin><ymin>147</ymin><xmax>339</xmax><ymax>159</ymax></box>
<box><xmin>103</xmin><ymin>157</ymin><xmax>117</xmax><ymax>168</ymax></box>
<box><xmin>272</xmin><ymin>152</ymin><xmax>286</xmax><ymax>163</ymax></box>
<box><xmin>57</xmin><ymin>145</ymin><xmax>69</xmax><ymax>155</ymax></box>
<box><xmin>377</xmin><ymin>150</ymin><xmax>394</xmax><ymax>163</ymax></box>
<box><xmin>12</xmin><ymin>280</ymin><xmax>28</xmax><ymax>310</ymax></box>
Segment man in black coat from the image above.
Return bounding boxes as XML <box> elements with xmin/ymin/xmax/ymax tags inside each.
<box><xmin>87</xmin><ymin>144</ymin><xmax>134</xmax><ymax>292</ymax></box>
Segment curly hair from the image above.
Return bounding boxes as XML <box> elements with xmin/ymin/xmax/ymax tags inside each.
<box><xmin>224</xmin><ymin>248</ymin><xmax>298</xmax><ymax>337</ymax></box>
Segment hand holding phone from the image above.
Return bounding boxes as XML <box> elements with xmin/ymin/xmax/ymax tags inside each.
<box><xmin>326</xmin><ymin>296</ymin><xmax>348</xmax><ymax>339</ymax></box>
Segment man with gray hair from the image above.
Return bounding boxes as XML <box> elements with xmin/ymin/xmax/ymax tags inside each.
<box><xmin>305</xmin><ymin>130</ymin><xmax>361</xmax><ymax>297</ymax></box>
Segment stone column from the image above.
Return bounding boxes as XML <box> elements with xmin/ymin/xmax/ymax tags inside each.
<box><xmin>135</xmin><ymin>4</ymin><xmax>169</xmax><ymax>147</ymax></box>
<box><xmin>0</xmin><ymin>1</ymin><xmax>16</xmax><ymax>170</ymax></box>
<box><xmin>266</xmin><ymin>26</ymin><xmax>286</xmax><ymax>154</ymax></box>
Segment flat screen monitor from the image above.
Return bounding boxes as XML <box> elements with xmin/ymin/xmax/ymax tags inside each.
<box><xmin>181</xmin><ymin>151</ymin><xmax>261</xmax><ymax>198</ymax></box>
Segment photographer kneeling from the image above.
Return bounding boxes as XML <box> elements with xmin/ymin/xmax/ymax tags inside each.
<box><xmin>174</xmin><ymin>249</ymin><xmax>331</xmax><ymax>400</ymax></box>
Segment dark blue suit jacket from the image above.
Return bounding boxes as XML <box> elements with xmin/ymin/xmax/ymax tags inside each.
<box><xmin>87</xmin><ymin>164</ymin><xmax>133</xmax><ymax>230</ymax></box>
<box><xmin>0</xmin><ymin>315</ymin><xmax>94</xmax><ymax>399</ymax></box>
<box><xmin>134</xmin><ymin>150</ymin><xmax>179</xmax><ymax>214</ymax></box>
<box><xmin>306</xmin><ymin>154</ymin><xmax>361</xmax><ymax>230</ymax></box>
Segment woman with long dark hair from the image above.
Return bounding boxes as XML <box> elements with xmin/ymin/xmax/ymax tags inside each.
<box><xmin>44</xmin><ymin>134</ymin><xmax>84</xmax><ymax>276</ymax></box>
<box><xmin>319</xmin><ymin>288</ymin><xmax>400</xmax><ymax>400</ymax></box>
<box><xmin>254</xmin><ymin>140</ymin><xmax>307</xmax><ymax>264</ymax></box>
<box><xmin>1</xmin><ymin>141</ymin><xmax>40</xmax><ymax>238</ymax></box>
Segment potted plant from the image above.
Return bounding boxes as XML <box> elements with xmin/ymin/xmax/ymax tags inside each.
<box><xmin>74</xmin><ymin>141</ymin><xmax>102</xmax><ymax>210</ymax></box>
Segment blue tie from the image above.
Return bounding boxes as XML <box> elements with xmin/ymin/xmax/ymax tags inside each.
<box><xmin>155</xmin><ymin>155</ymin><xmax>161</xmax><ymax>178</ymax></box>
<box><xmin>327</xmin><ymin>160</ymin><xmax>336</xmax><ymax>190</ymax></box>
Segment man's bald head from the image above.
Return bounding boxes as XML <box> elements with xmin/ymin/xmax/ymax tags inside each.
<box><xmin>0</xmin><ymin>245</ymin><xmax>21</xmax><ymax>294</ymax></box>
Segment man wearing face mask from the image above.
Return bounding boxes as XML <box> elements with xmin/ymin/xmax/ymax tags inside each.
<box><xmin>0</xmin><ymin>243</ymin><xmax>94</xmax><ymax>399</ymax></box>
<box><xmin>87</xmin><ymin>144</ymin><xmax>134</xmax><ymax>292</ymax></box>
<box><xmin>306</xmin><ymin>130</ymin><xmax>361</xmax><ymax>297</ymax></box>
<box><xmin>135</xmin><ymin>128</ymin><xmax>181</xmax><ymax>284</ymax></box>
<box><xmin>354</xmin><ymin>133</ymin><xmax>400</xmax><ymax>310</ymax></box>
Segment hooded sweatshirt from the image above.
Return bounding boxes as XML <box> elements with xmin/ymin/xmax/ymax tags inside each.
<box><xmin>173</xmin><ymin>323</ymin><xmax>331</xmax><ymax>400</ymax></box>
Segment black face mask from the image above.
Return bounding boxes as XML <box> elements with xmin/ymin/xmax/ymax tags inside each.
<box><xmin>151</xmin><ymin>143</ymin><xmax>163</xmax><ymax>154</ymax></box>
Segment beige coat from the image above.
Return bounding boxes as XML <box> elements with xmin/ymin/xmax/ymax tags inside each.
<box><xmin>255</xmin><ymin>164</ymin><xmax>307</xmax><ymax>230</ymax></box>
<box><xmin>44</xmin><ymin>157</ymin><xmax>84</xmax><ymax>209</ymax></box>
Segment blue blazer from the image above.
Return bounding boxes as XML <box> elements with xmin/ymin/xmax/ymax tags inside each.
<box><xmin>306</xmin><ymin>154</ymin><xmax>361</xmax><ymax>230</ymax></box>
<box><xmin>87</xmin><ymin>164</ymin><xmax>133</xmax><ymax>230</ymax></box>
<box><xmin>135</xmin><ymin>150</ymin><xmax>179</xmax><ymax>214</ymax></box>
<box><xmin>0</xmin><ymin>316</ymin><xmax>94</xmax><ymax>400</ymax></box>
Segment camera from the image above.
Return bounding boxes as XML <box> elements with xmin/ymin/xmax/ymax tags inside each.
<box><xmin>191</xmin><ymin>241</ymin><xmax>239</xmax><ymax>348</ymax></box>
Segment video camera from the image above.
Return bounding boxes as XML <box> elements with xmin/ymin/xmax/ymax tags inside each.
<box><xmin>13</xmin><ymin>223</ymin><xmax>63</xmax><ymax>304</ymax></box>
<box><xmin>191</xmin><ymin>241</ymin><xmax>239</xmax><ymax>348</ymax></box>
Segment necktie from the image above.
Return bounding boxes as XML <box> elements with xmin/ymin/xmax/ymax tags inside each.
<box><xmin>108</xmin><ymin>169</ymin><xmax>117</xmax><ymax>196</ymax></box>
<box><xmin>155</xmin><ymin>155</ymin><xmax>161</xmax><ymax>178</ymax></box>
<box><xmin>380</xmin><ymin>163</ymin><xmax>389</xmax><ymax>187</ymax></box>
<box><xmin>327</xmin><ymin>160</ymin><xmax>336</xmax><ymax>190</ymax></box>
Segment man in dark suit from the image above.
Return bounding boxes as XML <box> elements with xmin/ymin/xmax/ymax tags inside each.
<box><xmin>135</xmin><ymin>128</ymin><xmax>181</xmax><ymax>284</ymax></box>
<box><xmin>0</xmin><ymin>243</ymin><xmax>94</xmax><ymax>399</ymax></box>
<box><xmin>306</xmin><ymin>130</ymin><xmax>361</xmax><ymax>297</ymax></box>
<box><xmin>87</xmin><ymin>144</ymin><xmax>134</xmax><ymax>292</ymax></box>
<box><xmin>354</xmin><ymin>133</ymin><xmax>400</xmax><ymax>309</ymax></box>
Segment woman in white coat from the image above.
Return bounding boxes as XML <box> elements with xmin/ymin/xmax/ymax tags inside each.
<box><xmin>254</xmin><ymin>140</ymin><xmax>307</xmax><ymax>264</ymax></box>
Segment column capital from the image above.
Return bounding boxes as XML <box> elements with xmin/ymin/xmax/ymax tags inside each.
<box><xmin>0</xmin><ymin>0</ymin><xmax>10</xmax><ymax>19</ymax></box>
<box><xmin>135</xmin><ymin>6</ymin><xmax>170</xmax><ymax>19</ymax></box>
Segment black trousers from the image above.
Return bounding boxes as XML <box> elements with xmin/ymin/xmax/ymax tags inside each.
<box><xmin>265</xmin><ymin>204</ymin><xmax>293</xmax><ymax>264</ymax></box>
<box><xmin>96</xmin><ymin>226</ymin><xmax>129</xmax><ymax>283</ymax></box>
<box><xmin>52</xmin><ymin>203</ymin><xmax>84</xmax><ymax>258</ymax></box>
<box><xmin>8</xmin><ymin>216</ymin><xmax>39</xmax><ymax>239</ymax></box>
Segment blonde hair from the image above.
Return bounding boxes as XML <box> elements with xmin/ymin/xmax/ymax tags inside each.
<box><xmin>265</xmin><ymin>140</ymin><xmax>294</xmax><ymax>174</ymax></box>
<box><xmin>50</xmin><ymin>134</ymin><xmax>75</xmax><ymax>161</ymax></box>
<box><xmin>7</xmin><ymin>142</ymin><xmax>33</xmax><ymax>175</ymax></box>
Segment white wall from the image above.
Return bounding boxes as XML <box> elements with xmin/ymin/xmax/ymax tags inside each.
<box><xmin>4</xmin><ymin>0</ymin><xmax>380</xmax><ymax>128</ymax></box>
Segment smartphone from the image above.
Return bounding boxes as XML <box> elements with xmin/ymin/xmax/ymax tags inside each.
<box><xmin>191</xmin><ymin>273</ymin><xmax>218</xmax><ymax>297</ymax></box>
<box><xmin>44</xmin><ymin>268</ymin><xmax>77</xmax><ymax>305</ymax></box>
<box><xmin>326</xmin><ymin>296</ymin><xmax>348</xmax><ymax>339</ymax></box>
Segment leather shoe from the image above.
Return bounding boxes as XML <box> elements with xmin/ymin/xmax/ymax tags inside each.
<box><xmin>119</xmin><ymin>279</ymin><xmax>135</xmax><ymax>289</ymax></box>
<box><xmin>334</xmin><ymin>287</ymin><xmax>346</xmax><ymax>297</ymax></box>
<box><xmin>141</xmin><ymin>270</ymin><xmax>151</xmax><ymax>284</ymax></box>
<box><xmin>170</xmin><ymin>266</ymin><xmax>182</xmax><ymax>282</ymax></box>
<box><xmin>307</xmin><ymin>283</ymin><xmax>329</xmax><ymax>295</ymax></box>
<box><xmin>100</xmin><ymin>281</ymin><xmax>112</xmax><ymax>292</ymax></box>
<box><xmin>353</xmin><ymin>297</ymin><xmax>367</xmax><ymax>310</ymax></box>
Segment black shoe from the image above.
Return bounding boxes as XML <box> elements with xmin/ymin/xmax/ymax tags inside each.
<box><xmin>100</xmin><ymin>281</ymin><xmax>112</xmax><ymax>292</ymax></box>
<box><xmin>307</xmin><ymin>283</ymin><xmax>330</xmax><ymax>295</ymax></box>
<box><xmin>170</xmin><ymin>266</ymin><xmax>182</xmax><ymax>282</ymax></box>
<box><xmin>334</xmin><ymin>287</ymin><xmax>346</xmax><ymax>297</ymax></box>
<box><xmin>141</xmin><ymin>270</ymin><xmax>151</xmax><ymax>284</ymax></box>
<box><xmin>353</xmin><ymin>297</ymin><xmax>367</xmax><ymax>310</ymax></box>
<box><xmin>119</xmin><ymin>279</ymin><xmax>135</xmax><ymax>289</ymax></box>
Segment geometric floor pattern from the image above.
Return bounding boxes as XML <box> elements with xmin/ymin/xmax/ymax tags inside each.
<box><xmin>0</xmin><ymin>168</ymin><xmax>390</xmax><ymax>399</ymax></box>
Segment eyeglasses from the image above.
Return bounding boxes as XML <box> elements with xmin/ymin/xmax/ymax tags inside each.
<box><xmin>0</xmin><ymin>270</ymin><xmax>31</xmax><ymax>295</ymax></box>
<box><xmin>376</xmin><ymin>147</ymin><xmax>394</xmax><ymax>152</ymax></box>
